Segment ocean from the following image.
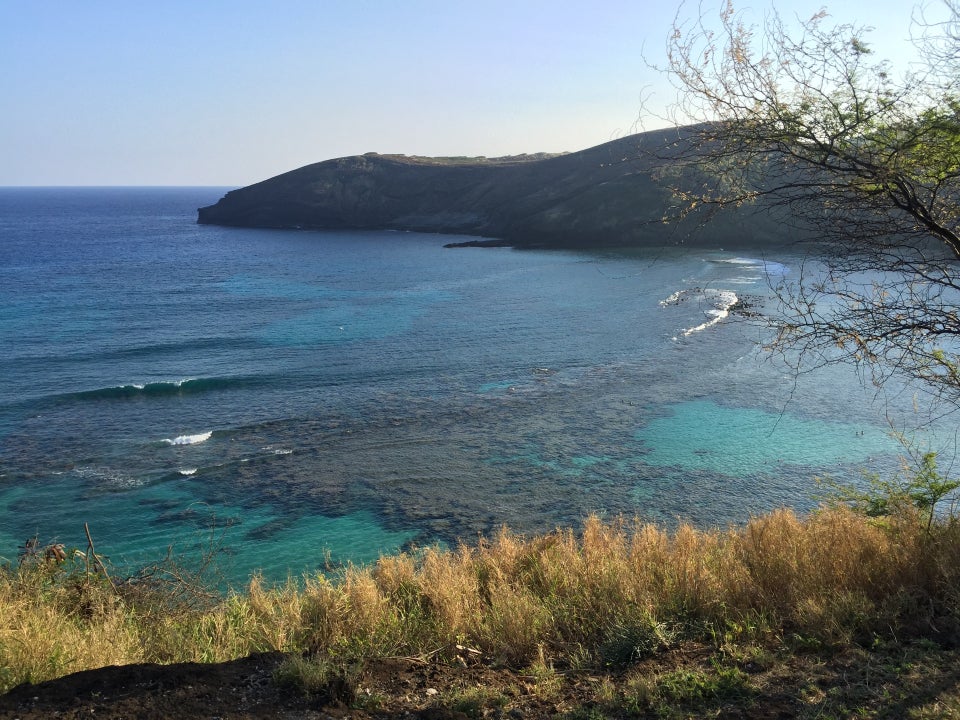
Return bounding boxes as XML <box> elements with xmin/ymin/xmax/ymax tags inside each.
<box><xmin>0</xmin><ymin>187</ymin><xmax>927</xmax><ymax>585</ymax></box>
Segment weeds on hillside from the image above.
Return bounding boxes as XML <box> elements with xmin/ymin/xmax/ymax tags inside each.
<box><xmin>2</xmin><ymin>459</ymin><xmax>960</xmax><ymax>697</ymax></box>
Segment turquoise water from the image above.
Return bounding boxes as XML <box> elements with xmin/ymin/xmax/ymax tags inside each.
<box><xmin>637</xmin><ymin>400</ymin><xmax>895</xmax><ymax>478</ymax></box>
<box><xmin>0</xmin><ymin>188</ymin><xmax>934</xmax><ymax>585</ymax></box>
<box><xmin>0</xmin><ymin>476</ymin><xmax>414</xmax><ymax>581</ymax></box>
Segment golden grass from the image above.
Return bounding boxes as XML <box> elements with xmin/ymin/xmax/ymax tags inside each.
<box><xmin>2</xmin><ymin>505</ymin><xmax>959</xmax><ymax>692</ymax></box>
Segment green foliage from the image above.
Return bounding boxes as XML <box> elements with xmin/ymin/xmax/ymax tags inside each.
<box><xmin>524</xmin><ymin>646</ymin><xmax>563</xmax><ymax>700</ymax></box>
<box><xmin>598</xmin><ymin>609</ymin><xmax>675</xmax><ymax>667</ymax></box>
<box><xmin>448</xmin><ymin>685</ymin><xmax>509</xmax><ymax>718</ymax></box>
<box><xmin>656</xmin><ymin>660</ymin><xmax>752</xmax><ymax>704</ymax></box>
<box><xmin>272</xmin><ymin>653</ymin><xmax>358</xmax><ymax>702</ymax></box>
<box><xmin>622</xmin><ymin>659</ymin><xmax>753</xmax><ymax>718</ymax></box>
<box><xmin>819</xmin><ymin>451</ymin><xmax>960</xmax><ymax>527</ymax></box>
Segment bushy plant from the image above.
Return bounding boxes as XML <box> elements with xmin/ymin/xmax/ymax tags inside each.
<box><xmin>819</xmin><ymin>451</ymin><xmax>960</xmax><ymax>529</ymax></box>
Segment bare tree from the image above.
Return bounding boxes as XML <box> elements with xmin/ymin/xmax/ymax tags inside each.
<box><xmin>661</xmin><ymin>1</ymin><xmax>960</xmax><ymax>407</ymax></box>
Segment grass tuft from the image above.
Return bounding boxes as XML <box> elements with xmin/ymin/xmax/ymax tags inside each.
<box><xmin>272</xmin><ymin>653</ymin><xmax>358</xmax><ymax>702</ymax></box>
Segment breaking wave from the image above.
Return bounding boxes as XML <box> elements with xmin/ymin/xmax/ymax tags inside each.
<box><xmin>59</xmin><ymin>377</ymin><xmax>249</xmax><ymax>403</ymax></box>
<box><xmin>163</xmin><ymin>431</ymin><xmax>213</xmax><ymax>446</ymax></box>
<box><xmin>660</xmin><ymin>288</ymin><xmax>739</xmax><ymax>337</ymax></box>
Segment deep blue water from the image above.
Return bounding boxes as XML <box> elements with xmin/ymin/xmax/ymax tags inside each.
<box><xmin>0</xmin><ymin>187</ymin><xmax>928</xmax><ymax>584</ymax></box>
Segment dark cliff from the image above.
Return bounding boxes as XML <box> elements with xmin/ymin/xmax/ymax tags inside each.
<box><xmin>198</xmin><ymin>126</ymin><xmax>784</xmax><ymax>249</ymax></box>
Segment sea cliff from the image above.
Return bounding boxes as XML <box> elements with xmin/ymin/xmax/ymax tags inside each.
<box><xmin>198</xmin><ymin>126</ymin><xmax>784</xmax><ymax>249</ymax></box>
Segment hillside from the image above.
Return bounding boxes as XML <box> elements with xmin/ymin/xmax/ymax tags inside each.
<box><xmin>3</xmin><ymin>508</ymin><xmax>960</xmax><ymax>718</ymax></box>
<box><xmin>197</xmin><ymin>126</ymin><xmax>787</xmax><ymax>249</ymax></box>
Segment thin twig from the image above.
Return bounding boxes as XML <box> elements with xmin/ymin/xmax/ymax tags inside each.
<box><xmin>84</xmin><ymin>522</ymin><xmax>118</xmax><ymax>594</ymax></box>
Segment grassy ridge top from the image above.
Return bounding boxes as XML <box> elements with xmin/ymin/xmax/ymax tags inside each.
<box><xmin>3</xmin><ymin>503</ymin><xmax>960</xmax><ymax>717</ymax></box>
<box><xmin>369</xmin><ymin>151</ymin><xmax>566</xmax><ymax>166</ymax></box>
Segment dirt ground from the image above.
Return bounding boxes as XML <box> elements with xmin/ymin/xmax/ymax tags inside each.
<box><xmin>0</xmin><ymin>648</ymin><xmax>761</xmax><ymax>720</ymax></box>
<box><xmin>0</xmin><ymin>652</ymin><xmax>575</xmax><ymax>720</ymax></box>
<box><xmin>2</xmin><ymin>643</ymin><xmax>959</xmax><ymax>719</ymax></box>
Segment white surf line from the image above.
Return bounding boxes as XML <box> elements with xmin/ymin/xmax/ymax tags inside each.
<box><xmin>660</xmin><ymin>288</ymin><xmax>739</xmax><ymax>337</ymax></box>
<box><xmin>164</xmin><ymin>431</ymin><xmax>213</xmax><ymax>446</ymax></box>
<box><xmin>682</xmin><ymin>290</ymin><xmax>739</xmax><ymax>336</ymax></box>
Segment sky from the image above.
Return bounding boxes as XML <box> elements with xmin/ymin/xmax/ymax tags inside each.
<box><xmin>0</xmin><ymin>0</ymin><xmax>940</xmax><ymax>187</ymax></box>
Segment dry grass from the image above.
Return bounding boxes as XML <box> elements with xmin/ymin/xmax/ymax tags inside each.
<box><xmin>2</xmin><ymin>505</ymin><xmax>960</xmax><ymax>693</ymax></box>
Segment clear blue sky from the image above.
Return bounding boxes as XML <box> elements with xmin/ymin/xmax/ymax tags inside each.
<box><xmin>0</xmin><ymin>0</ymin><xmax>932</xmax><ymax>186</ymax></box>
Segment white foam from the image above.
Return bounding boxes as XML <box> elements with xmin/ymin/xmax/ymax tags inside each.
<box><xmin>682</xmin><ymin>290</ymin><xmax>738</xmax><ymax>336</ymax></box>
<box><xmin>719</xmin><ymin>257</ymin><xmax>789</xmax><ymax>276</ymax></box>
<box><xmin>659</xmin><ymin>290</ymin><xmax>685</xmax><ymax>306</ymax></box>
<box><xmin>179</xmin><ymin>468</ymin><xmax>198</xmax><ymax>476</ymax></box>
<box><xmin>164</xmin><ymin>431</ymin><xmax>213</xmax><ymax>446</ymax></box>
<box><xmin>75</xmin><ymin>466</ymin><xmax>143</xmax><ymax>488</ymax></box>
<box><xmin>711</xmin><ymin>256</ymin><xmax>789</xmax><ymax>277</ymax></box>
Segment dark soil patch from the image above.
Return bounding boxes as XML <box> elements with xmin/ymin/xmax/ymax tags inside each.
<box><xmin>0</xmin><ymin>653</ymin><xmax>296</xmax><ymax>719</ymax></box>
<box><xmin>0</xmin><ymin>653</ymin><xmax>549</xmax><ymax>720</ymax></box>
<box><xmin>3</xmin><ymin>642</ymin><xmax>960</xmax><ymax>719</ymax></box>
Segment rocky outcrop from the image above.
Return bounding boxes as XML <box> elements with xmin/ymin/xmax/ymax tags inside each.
<box><xmin>197</xmin><ymin>126</ymin><xmax>785</xmax><ymax>249</ymax></box>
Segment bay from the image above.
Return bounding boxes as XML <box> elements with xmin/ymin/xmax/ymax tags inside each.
<box><xmin>0</xmin><ymin>187</ymin><xmax>930</xmax><ymax>585</ymax></box>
